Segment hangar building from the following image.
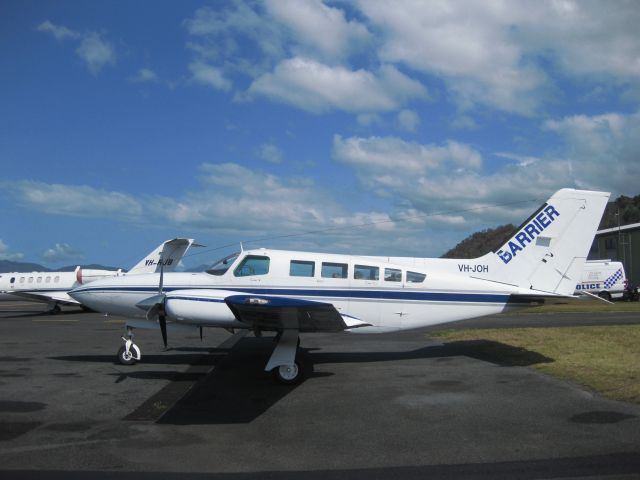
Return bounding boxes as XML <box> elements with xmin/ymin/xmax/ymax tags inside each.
<box><xmin>589</xmin><ymin>222</ymin><xmax>640</xmax><ymax>287</ymax></box>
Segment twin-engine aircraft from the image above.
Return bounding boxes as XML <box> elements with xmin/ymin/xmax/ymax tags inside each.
<box><xmin>0</xmin><ymin>238</ymin><xmax>195</xmax><ymax>313</ymax></box>
<box><xmin>70</xmin><ymin>189</ymin><xmax>610</xmax><ymax>384</ymax></box>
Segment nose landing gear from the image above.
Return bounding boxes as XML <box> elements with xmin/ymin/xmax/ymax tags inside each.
<box><xmin>117</xmin><ymin>327</ymin><xmax>141</xmax><ymax>365</ymax></box>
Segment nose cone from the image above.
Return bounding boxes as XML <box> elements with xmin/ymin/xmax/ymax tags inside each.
<box><xmin>68</xmin><ymin>283</ymin><xmax>97</xmax><ymax>308</ymax></box>
<box><xmin>68</xmin><ymin>276</ymin><xmax>119</xmax><ymax>313</ymax></box>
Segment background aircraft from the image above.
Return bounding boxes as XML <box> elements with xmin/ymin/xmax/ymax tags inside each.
<box><xmin>70</xmin><ymin>189</ymin><xmax>609</xmax><ymax>384</ymax></box>
<box><xmin>0</xmin><ymin>238</ymin><xmax>195</xmax><ymax>313</ymax></box>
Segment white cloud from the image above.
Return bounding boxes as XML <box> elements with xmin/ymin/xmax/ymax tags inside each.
<box><xmin>357</xmin><ymin>113</ymin><xmax>383</xmax><ymax>127</ymax></box>
<box><xmin>76</xmin><ymin>32</ymin><xmax>116</xmax><ymax>75</ymax></box>
<box><xmin>542</xmin><ymin>111</ymin><xmax>640</xmax><ymax>195</ymax></box>
<box><xmin>256</xmin><ymin>142</ymin><xmax>284</xmax><ymax>164</ymax></box>
<box><xmin>450</xmin><ymin>115</ymin><xmax>478</xmax><ymax>130</ymax></box>
<box><xmin>36</xmin><ymin>20</ymin><xmax>80</xmax><ymax>41</ymax></box>
<box><xmin>354</xmin><ymin>0</ymin><xmax>640</xmax><ymax>114</ymax></box>
<box><xmin>2</xmin><ymin>165</ymin><xmax>427</xmax><ymax>255</ymax></box>
<box><xmin>0</xmin><ymin>239</ymin><xmax>24</xmax><ymax>261</ymax></box>
<box><xmin>333</xmin><ymin>135</ymin><xmax>482</xmax><ymax>176</ymax></box>
<box><xmin>9</xmin><ymin>181</ymin><xmax>143</xmax><ymax>219</ymax></box>
<box><xmin>264</xmin><ymin>0</ymin><xmax>370</xmax><ymax>60</ymax></box>
<box><xmin>189</xmin><ymin>61</ymin><xmax>232</xmax><ymax>91</ymax></box>
<box><xmin>332</xmin><ymin>110</ymin><xmax>640</xmax><ymax>229</ymax></box>
<box><xmin>249</xmin><ymin>58</ymin><xmax>427</xmax><ymax>113</ymax></box>
<box><xmin>37</xmin><ymin>20</ymin><xmax>116</xmax><ymax>74</ymax></box>
<box><xmin>397</xmin><ymin>109</ymin><xmax>420</xmax><ymax>132</ymax></box>
<box><xmin>180</xmin><ymin>2</ymin><xmax>640</xmax><ymax>116</ymax></box>
<box><xmin>354</xmin><ymin>1</ymin><xmax>547</xmax><ymax>115</ymax></box>
<box><xmin>130</xmin><ymin>68</ymin><xmax>158</xmax><ymax>83</ymax></box>
<box><xmin>43</xmin><ymin>243</ymin><xmax>84</xmax><ymax>262</ymax></box>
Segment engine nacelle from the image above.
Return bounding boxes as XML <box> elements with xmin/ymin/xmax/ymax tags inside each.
<box><xmin>165</xmin><ymin>289</ymin><xmax>244</xmax><ymax>327</ymax></box>
<box><xmin>76</xmin><ymin>267</ymin><xmax>121</xmax><ymax>285</ymax></box>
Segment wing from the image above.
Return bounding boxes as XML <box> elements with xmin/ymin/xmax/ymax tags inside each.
<box><xmin>224</xmin><ymin>295</ymin><xmax>348</xmax><ymax>332</ymax></box>
<box><xmin>4</xmin><ymin>291</ymin><xmax>79</xmax><ymax>305</ymax></box>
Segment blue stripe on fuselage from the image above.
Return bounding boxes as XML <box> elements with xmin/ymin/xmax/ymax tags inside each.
<box><xmin>73</xmin><ymin>285</ymin><xmax>514</xmax><ymax>304</ymax></box>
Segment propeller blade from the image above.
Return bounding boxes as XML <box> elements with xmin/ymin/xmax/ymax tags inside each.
<box><xmin>159</xmin><ymin>314</ymin><xmax>168</xmax><ymax>348</ymax></box>
<box><xmin>158</xmin><ymin>260</ymin><xmax>164</xmax><ymax>295</ymax></box>
<box><xmin>199</xmin><ymin>326</ymin><xmax>203</xmax><ymax>341</ymax></box>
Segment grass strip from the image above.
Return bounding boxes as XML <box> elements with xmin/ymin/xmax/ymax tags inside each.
<box><xmin>431</xmin><ymin>325</ymin><xmax>640</xmax><ymax>404</ymax></box>
<box><xmin>516</xmin><ymin>299</ymin><xmax>640</xmax><ymax>314</ymax></box>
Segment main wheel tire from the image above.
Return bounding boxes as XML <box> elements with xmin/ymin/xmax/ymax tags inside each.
<box><xmin>117</xmin><ymin>345</ymin><xmax>137</xmax><ymax>365</ymax></box>
<box><xmin>273</xmin><ymin>362</ymin><xmax>303</xmax><ymax>385</ymax></box>
<box><xmin>598</xmin><ymin>291</ymin><xmax>612</xmax><ymax>302</ymax></box>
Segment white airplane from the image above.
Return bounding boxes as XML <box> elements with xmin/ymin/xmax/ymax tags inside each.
<box><xmin>0</xmin><ymin>238</ymin><xmax>195</xmax><ymax>313</ymax></box>
<box><xmin>70</xmin><ymin>189</ymin><xmax>609</xmax><ymax>384</ymax></box>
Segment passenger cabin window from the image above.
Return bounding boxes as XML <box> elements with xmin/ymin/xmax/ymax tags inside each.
<box><xmin>407</xmin><ymin>271</ymin><xmax>426</xmax><ymax>283</ymax></box>
<box><xmin>37</xmin><ymin>277</ymin><xmax>42</xmax><ymax>283</ymax></box>
<box><xmin>20</xmin><ymin>277</ymin><xmax>25</xmax><ymax>284</ymax></box>
<box><xmin>45</xmin><ymin>276</ymin><xmax>51</xmax><ymax>283</ymax></box>
<box><xmin>10</xmin><ymin>277</ymin><xmax>15</xmax><ymax>284</ymax></box>
<box><xmin>321</xmin><ymin>262</ymin><xmax>348</xmax><ymax>279</ymax></box>
<box><xmin>384</xmin><ymin>268</ymin><xmax>402</xmax><ymax>282</ymax></box>
<box><xmin>29</xmin><ymin>277</ymin><xmax>34</xmax><ymax>283</ymax></box>
<box><xmin>234</xmin><ymin>255</ymin><xmax>270</xmax><ymax>277</ymax></box>
<box><xmin>354</xmin><ymin>264</ymin><xmax>379</xmax><ymax>280</ymax></box>
<box><xmin>207</xmin><ymin>253</ymin><xmax>239</xmax><ymax>276</ymax></box>
<box><xmin>54</xmin><ymin>276</ymin><xmax>60</xmax><ymax>283</ymax></box>
<box><xmin>290</xmin><ymin>260</ymin><xmax>315</xmax><ymax>277</ymax></box>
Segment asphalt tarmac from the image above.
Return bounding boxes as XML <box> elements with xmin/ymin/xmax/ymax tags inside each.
<box><xmin>1</xmin><ymin>301</ymin><xmax>639</xmax><ymax>479</ymax></box>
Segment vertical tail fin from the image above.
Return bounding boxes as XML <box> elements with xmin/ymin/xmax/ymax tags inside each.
<box><xmin>128</xmin><ymin>238</ymin><xmax>196</xmax><ymax>274</ymax></box>
<box><xmin>476</xmin><ymin>189</ymin><xmax>610</xmax><ymax>295</ymax></box>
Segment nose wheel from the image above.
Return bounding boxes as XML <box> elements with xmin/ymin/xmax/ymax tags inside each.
<box><xmin>117</xmin><ymin>327</ymin><xmax>141</xmax><ymax>365</ymax></box>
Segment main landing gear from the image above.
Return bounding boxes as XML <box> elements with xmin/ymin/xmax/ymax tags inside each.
<box><xmin>117</xmin><ymin>327</ymin><xmax>141</xmax><ymax>365</ymax></box>
<box><xmin>113</xmin><ymin>325</ymin><xmax>306</xmax><ymax>385</ymax></box>
<box><xmin>266</xmin><ymin>329</ymin><xmax>305</xmax><ymax>385</ymax></box>
<box><xmin>48</xmin><ymin>303</ymin><xmax>62</xmax><ymax>315</ymax></box>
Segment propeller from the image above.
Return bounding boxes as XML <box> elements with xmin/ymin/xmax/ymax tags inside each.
<box><xmin>135</xmin><ymin>252</ymin><xmax>168</xmax><ymax>348</ymax></box>
<box><xmin>157</xmin><ymin>262</ymin><xmax>167</xmax><ymax>348</ymax></box>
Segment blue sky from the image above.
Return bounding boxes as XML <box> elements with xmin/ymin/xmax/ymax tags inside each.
<box><xmin>1</xmin><ymin>0</ymin><xmax>639</xmax><ymax>269</ymax></box>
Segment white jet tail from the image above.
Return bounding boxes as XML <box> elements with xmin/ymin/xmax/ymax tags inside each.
<box><xmin>128</xmin><ymin>238</ymin><xmax>196</xmax><ymax>274</ymax></box>
<box><xmin>474</xmin><ymin>188</ymin><xmax>610</xmax><ymax>296</ymax></box>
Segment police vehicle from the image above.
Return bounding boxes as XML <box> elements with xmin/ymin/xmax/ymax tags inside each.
<box><xmin>575</xmin><ymin>260</ymin><xmax>626</xmax><ymax>301</ymax></box>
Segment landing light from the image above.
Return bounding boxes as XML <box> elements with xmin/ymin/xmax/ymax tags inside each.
<box><xmin>247</xmin><ymin>297</ymin><xmax>270</xmax><ymax>305</ymax></box>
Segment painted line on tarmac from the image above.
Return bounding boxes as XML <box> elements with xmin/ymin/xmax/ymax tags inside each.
<box><xmin>32</xmin><ymin>319</ymin><xmax>79</xmax><ymax>323</ymax></box>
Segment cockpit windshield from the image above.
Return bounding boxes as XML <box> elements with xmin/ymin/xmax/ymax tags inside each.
<box><xmin>206</xmin><ymin>252</ymin><xmax>240</xmax><ymax>276</ymax></box>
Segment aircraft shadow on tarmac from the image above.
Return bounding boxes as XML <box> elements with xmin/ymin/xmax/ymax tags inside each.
<box><xmin>1</xmin><ymin>308</ymin><xmax>87</xmax><ymax>319</ymax></box>
<box><xmin>150</xmin><ymin>338</ymin><xmax>555</xmax><ymax>425</ymax></box>
<box><xmin>50</xmin><ymin>337</ymin><xmax>553</xmax><ymax>425</ymax></box>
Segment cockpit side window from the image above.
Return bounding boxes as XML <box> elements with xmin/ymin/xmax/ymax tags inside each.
<box><xmin>234</xmin><ymin>255</ymin><xmax>270</xmax><ymax>277</ymax></box>
<box><xmin>207</xmin><ymin>253</ymin><xmax>240</xmax><ymax>276</ymax></box>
